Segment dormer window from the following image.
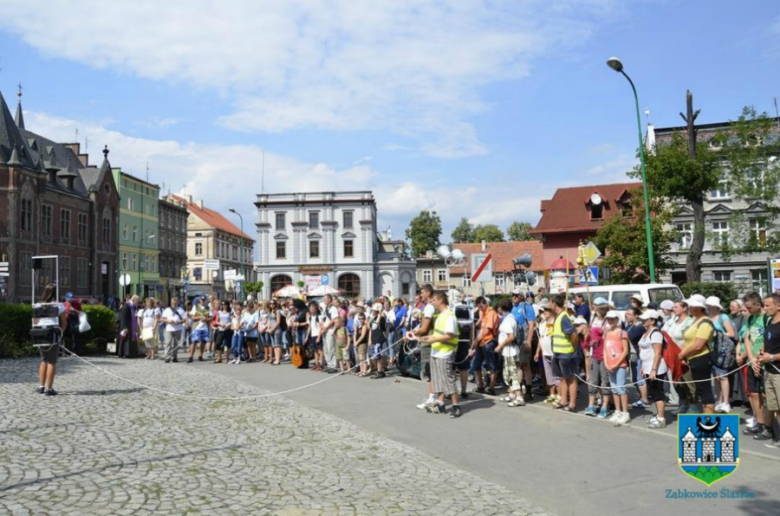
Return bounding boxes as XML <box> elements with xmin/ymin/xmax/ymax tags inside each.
<box><xmin>589</xmin><ymin>193</ymin><xmax>603</xmax><ymax>220</ymax></box>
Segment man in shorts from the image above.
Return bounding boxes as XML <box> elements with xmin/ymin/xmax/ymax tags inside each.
<box><xmin>411</xmin><ymin>284</ymin><xmax>436</xmax><ymax>409</ymax></box>
<box><xmin>758</xmin><ymin>294</ymin><xmax>780</xmax><ymax>448</ymax></box>
<box><xmin>188</xmin><ymin>296</ymin><xmax>211</xmax><ymax>363</ymax></box>
<box><xmin>453</xmin><ymin>303</ymin><xmax>472</xmax><ymax>399</ymax></box>
<box><xmin>470</xmin><ymin>296</ymin><xmax>499</xmax><ymax>395</ymax></box>
<box><xmin>420</xmin><ymin>291</ymin><xmax>462</xmax><ymax>418</ymax></box>
<box><xmin>550</xmin><ymin>294</ymin><xmax>578</xmax><ymax>411</ymax></box>
<box><xmin>743</xmin><ymin>292</ymin><xmax>769</xmax><ymax>438</ymax></box>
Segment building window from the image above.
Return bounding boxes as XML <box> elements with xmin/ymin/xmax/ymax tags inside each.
<box><xmin>77</xmin><ymin>258</ymin><xmax>88</xmax><ymax>288</ymax></box>
<box><xmin>462</xmin><ymin>273</ymin><xmax>472</xmax><ymax>288</ymax></box>
<box><xmin>20</xmin><ymin>252</ymin><xmax>32</xmax><ymax>286</ymax></box>
<box><xmin>709</xmin><ymin>177</ymin><xmax>730</xmax><ymax>199</ymax></box>
<box><xmin>590</xmin><ymin>203</ymin><xmax>603</xmax><ymax>220</ymax></box>
<box><xmin>271</xmin><ymin>274</ymin><xmax>292</xmax><ymax>293</ymax></box>
<box><xmin>103</xmin><ymin>216</ymin><xmax>111</xmax><ymax>245</ymax></box>
<box><xmin>309</xmin><ymin>211</ymin><xmax>319</xmax><ymax>229</ymax></box>
<box><xmin>343</xmin><ymin>211</ymin><xmax>353</xmax><ymax>229</ymax></box>
<box><xmin>60</xmin><ymin>209</ymin><xmax>71</xmax><ymax>242</ymax></box>
<box><xmin>713</xmin><ymin>271</ymin><xmax>732</xmax><ymax>283</ymax></box>
<box><xmin>344</xmin><ymin>240</ymin><xmax>354</xmax><ymax>258</ymax></box>
<box><xmin>750</xmin><ymin>218</ymin><xmax>767</xmax><ymax>247</ymax></box>
<box><xmin>128</xmin><ymin>197</ymin><xmax>135</xmax><ymax>211</ymax></box>
<box><xmin>233</xmin><ymin>245</ymin><xmax>238</xmax><ymax>261</ymax></box>
<box><xmin>495</xmin><ymin>272</ymin><xmax>505</xmax><ymax>288</ymax></box>
<box><xmin>621</xmin><ymin>201</ymin><xmax>633</xmax><ymax>218</ymax></box>
<box><xmin>41</xmin><ymin>205</ymin><xmax>52</xmax><ymax>236</ymax></box>
<box><xmin>676</xmin><ymin>223</ymin><xmax>692</xmax><ymax>249</ymax></box>
<box><xmin>752</xmin><ymin>269</ymin><xmax>768</xmax><ymax>296</ymax></box>
<box><xmin>195</xmin><ymin>242</ymin><xmax>203</xmax><ymax>256</ymax></box>
<box><xmin>712</xmin><ymin>221</ymin><xmax>729</xmax><ymax>246</ymax></box>
<box><xmin>21</xmin><ymin>198</ymin><xmax>33</xmax><ymax>231</ymax></box>
<box><xmin>423</xmin><ymin>270</ymin><xmax>432</xmax><ymax>282</ymax></box>
<box><xmin>276</xmin><ymin>241</ymin><xmax>286</xmax><ymax>259</ymax></box>
<box><xmin>310</xmin><ymin>240</ymin><xmax>320</xmax><ymax>259</ymax></box>
<box><xmin>132</xmin><ymin>226</ymin><xmax>138</xmax><ymax>242</ymax></box>
<box><xmin>437</xmin><ymin>269</ymin><xmax>447</xmax><ymax>282</ymax></box>
<box><xmin>37</xmin><ymin>260</ymin><xmax>53</xmax><ymax>287</ymax></box>
<box><xmin>132</xmin><ymin>254</ymin><xmax>138</xmax><ymax>271</ymax></box>
<box><xmin>122</xmin><ymin>253</ymin><xmax>128</xmax><ymax>271</ymax></box>
<box><xmin>59</xmin><ymin>257</ymin><xmax>71</xmax><ymax>287</ymax></box>
<box><xmin>338</xmin><ymin>273</ymin><xmax>361</xmax><ymax>298</ymax></box>
<box><xmin>276</xmin><ymin>213</ymin><xmax>285</xmax><ymax>231</ymax></box>
<box><xmin>161</xmin><ymin>235</ymin><xmax>166</xmax><ymax>251</ymax></box>
<box><xmin>402</xmin><ymin>282</ymin><xmax>410</xmax><ymax>296</ymax></box>
<box><xmin>123</xmin><ymin>225</ymin><xmax>128</xmax><ymax>241</ymax></box>
<box><xmin>78</xmin><ymin>213</ymin><xmax>88</xmax><ymax>242</ymax></box>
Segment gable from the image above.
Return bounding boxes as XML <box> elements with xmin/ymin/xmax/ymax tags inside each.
<box><xmin>341</xmin><ymin>231</ymin><xmax>357</xmax><ymax>239</ymax></box>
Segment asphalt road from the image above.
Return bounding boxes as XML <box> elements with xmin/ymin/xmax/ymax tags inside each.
<box><xmin>202</xmin><ymin>360</ymin><xmax>780</xmax><ymax>516</ymax></box>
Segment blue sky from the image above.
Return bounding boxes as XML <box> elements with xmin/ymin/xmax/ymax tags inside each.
<box><xmin>1</xmin><ymin>0</ymin><xmax>779</xmax><ymax>241</ymax></box>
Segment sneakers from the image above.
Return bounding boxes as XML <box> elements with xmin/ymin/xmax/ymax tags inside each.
<box><xmin>449</xmin><ymin>405</ymin><xmax>462</xmax><ymax>419</ymax></box>
<box><xmin>608</xmin><ymin>411</ymin><xmax>621</xmax><ymax>423</ymax></box>
<box><xmin>460</xmin><ymin>392</ymin><xmax>470</xmax><ymax>400</ymax></box>
<box><xmin>763</xmin><ymin>439</ymin><xmax>780</xmax><ymax>450</ymax></box>
<box><xmin>198</xmin><ymin>356</ymin><xmax>204</xmax><ymax>362</ymax></box>
<box><xmin>584</xmin><ymin>406</ymin><xmax>597</xmax><ymax>417</ymax></box>
<box><xmin>632</xmin><ymin>400</ymin><xmax>648</xmax><ymax>409</ymax></box>
<box><xmin>44</xmin><ymin>389</ymin><xmax>57</xmax><ymax>396</ymax></box>
<box><xmin>417</xmin><ymin>398</ymin><xmax>435</xmax><ymax>410</ymax></box>
<box><xmin>615</xmin><ymin>412</ymin><xmax>631</xmax><ymax>427</ymax></box>
<box><xmin>371</xmin><ymin>372</ymin><xmax>386</xmax><ymax>379</ymax></box>
<box><xmin>36</xmin><ymin>386</ymin><xmax>45</xmax><ymax>394</ymax></box>
<box><xmin>426</xmin><ymin>403</ymin><xmax>446</xmax><ymax>414</ymax></box>
<box><xmin>597</xmin><ymin>407</ymin><xmax>609</xmax><ymax>419</ymax></box>
<box><xmin>715</xmin><ymin>402</ymin><xmax>732</xmax><ymax>413</ymax></box>
<box><xmin>648</xmin><ymin>417</ymin><xmax>667</xmax><ymax>429</ymax></box>
<box><xmin>508</xmin><ymin>398</ymin><xmax>525</xmax><ymax>407</ymax></box>
<box><xmin>187</xmin><ymin>357</ymin><xmax>194</xmax><ymax>363</ymax></box>
<box><xmin>744</xmin><ymin>424</ymin><xmax>762</xmax><ymax>436</ymax></box>
<box><xmin>754</xmin><ymin>429</ymin><xmax>773</xmax><ymax>441</ymax></box>
<box><xmin>485</xmin><ymin>387</ymin><xmax>497</xmax><ymax>396</ymax></box>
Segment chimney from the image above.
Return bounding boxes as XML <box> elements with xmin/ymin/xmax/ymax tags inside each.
<box><xmin>187</xmin><ymin>194</ymin><xmax>193</xmax><ymax>204</ymax></box>
<box><xmin>197</xmin><ymin>199</ymin><xmax>204</xmax><ymax>209</ymax></box>
<box><xmin>78</xmin><ymin>153</ymin><xmax>89</xmax><ymax>166</ymax></box>
<box><xmin>63</xmin><ymin>143</ymin><xmax>81</xmax><ymax>156</ymax></box>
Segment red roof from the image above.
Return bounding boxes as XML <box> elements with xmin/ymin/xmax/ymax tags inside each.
<box><xmin>530</xmin><ymin>182</ymin><xmax>642</xmax><ymax>235</ymax></box>
<box><xmin>170</xmin><ymin>195</ymin><xmax>254</xmax><ymax>241</ymax></box>
<box><xmin>449</xmin><ymin>240</ymin><xmax>543</xmax><ymax>274</ymax></box>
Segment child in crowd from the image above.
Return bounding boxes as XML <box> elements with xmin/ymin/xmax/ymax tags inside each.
<box><xmin>334</xmin><ymin>317</ymin><xmax>350</xmax><ymax>373</ymax></box>
<box><xmin>584</xmin><ymin>303</ymin><xmax>610</xmax><ymax>418</ymax></box>
<box><xmin>535</xmin><ymin>304</ymin><xmax>559</xmax><ymax>404</ymax></box>
<box><xmin>604</xmin><ymin>311</ymin><xmax>630</xmax><ymax>426</ymax></box>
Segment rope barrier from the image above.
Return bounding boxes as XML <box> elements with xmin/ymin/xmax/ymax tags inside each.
<box><xmin>572</xmin><ymin>361</ymin><xmax>752</xmax><ymax>390</ymax></box>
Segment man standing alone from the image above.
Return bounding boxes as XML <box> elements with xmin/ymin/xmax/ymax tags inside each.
<box><xmin>162</xmin><ymin>297</ymin><xmax>186</xmax><ymax>363</ymax></box>
<box><xmin>421</xmin><ymin>291</ymin><xmax>462</xmax><ymax>418</ymax></box>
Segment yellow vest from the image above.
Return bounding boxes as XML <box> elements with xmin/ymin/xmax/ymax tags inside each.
<box><xmin>552</xmin><ymin>312</ymin><xmax>575</xmax><ymax>354</ymax></box>
<box><xmin>432</xmin><ymin>309</ymin><xmax>459</xmax><ymax>353</ymax></box>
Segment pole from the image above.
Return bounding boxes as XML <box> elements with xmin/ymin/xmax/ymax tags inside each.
<box><xmin>621</xmin><ymin>70</ymin><xmax>656</xmax><ymax>283</ymax></box>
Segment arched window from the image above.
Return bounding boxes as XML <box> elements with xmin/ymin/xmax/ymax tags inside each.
<box><xmin>338</xmin><ymin>273</ymin><xmax>361</xmax><ymax>299</ymax></box>
<box><xmin>271</xmin><ymin>274</ymin><xmax>293</xmax><ymax>294</ymax></box>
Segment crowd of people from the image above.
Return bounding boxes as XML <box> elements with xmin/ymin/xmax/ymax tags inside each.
<box><xmin>40</xmin><ymin>283</ymin><xmax>780</xmax><ymax>442</ymax></box>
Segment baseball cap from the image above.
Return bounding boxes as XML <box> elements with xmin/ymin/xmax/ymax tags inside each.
<box><xmin>630</xmin><ymin>294</ymin><xmax>644</xmax><ymax>304</ymax></box>
<box><xmin>573</xmin><ymin>316</ymin><xmax>588</xmax><ymax>326</ymax></box>
<box><xmin>660</xmin><ymin>300</ymin><xmax>675</xmax><ymax>311</ymax></box>
<box><xmin>593</xmin><ymin>297</ymin><xmax>608</xmax><ymax>306</ymax></box>
<box><xmin>372</xmin><ymin>303</ymin><xmax>383</xmax><ymax>312</ymax></box>
<box><xmin>64</xmin><ymin>292</ymin><xmax>74</xmax><ymax>300</ymax></box>
<box><xmin>526</xmin><ymin>292</ymin><xmax>535</xmax><ymax>300</ymax></box>
<box><xmin>511</xmin><ymin>288</ymin><xmax>523</xmax><ymax>296</ymax></box>
<box><xmin>606</xmin><ymin>310</ymin><xmax>620</xmax><ymax>319</ymax></box>
<box><xmin>639</xmin><ymin>309</ymin><xmax>661</xmax><ymax>321</ymax></box>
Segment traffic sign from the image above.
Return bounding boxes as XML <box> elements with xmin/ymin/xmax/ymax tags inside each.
<box><xmin>583</xmin><ymin>242</ymin><xmax>602</xmax><ymax>265</ymax></box>
<box><xmin>204</xmin><ymin>259</ymin><xmax>220</xmax><ymax>271</ymax></box>
<box><xmin>471</xmin><ymin>253</ymin><xmax>493</xmax><ymax>283</ymax></box>
<box><xmin>119</xmin><ymin>274</ymin><xmax>131</xmax><ymax>286</ymax></box>
<box><xmin>579</xmin><ymin>266</ymin><xmax>599</xmax><ymax>286</ymax></box>
<box><xmin>321</xmin><ymin>275</ymin><xmax>330</xmax><ymax>286</ymax></box>
<box><xmin>224</xmin><ymin>269</ymin><xmax>237</xmax><ymax>280</ymax></box>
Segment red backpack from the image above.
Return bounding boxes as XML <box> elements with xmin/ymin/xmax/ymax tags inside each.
<box><xmin>660</xmin><ymin>330</ymin><xmax>688</xmax><ymax>382</ymax></box>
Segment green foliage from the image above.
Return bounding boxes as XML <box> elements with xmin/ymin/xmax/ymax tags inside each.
<box><xmin>80</xmin><ymin>305</ymin><xmax>116</xmax><ymax>343</ymax></box>
<box><xmin>680</xmin><ymin>282</ymin><xmax>738</xmax><ymax>302</ymax></box>
<box><xmin>296</xmin><ymin>280</ymin><xmax>305</xmax><ymax>288</ymax></box>
<box><xmin>506</xmin><ymin>221</ymin><xmax>535</xmax><ymax>241</ymax></box>
<box><xmin>244</xmin><ymin>281</ymin><xmax>264</xmax><ymax>295</ymax></box>
<box><xmin>451</xmin><ymin>217</ymin><xmax>475</xmax><ymax>243</ymax></box>
<box><xmin>406</xmin><ymin>210</ymin><xmax>443</xmax><ymax>257</ymax></box>
<box><xmin>686</xmin><ymin>466</ymin><xmax>724</xmax><ymax>485</ymax></box>
<box><xmin>594</xmin><ymin>189</ymin><xmax>677</xmax><ymax>284</ymax></box>
<box><xmin>473</xmin><ymin>224</ymin><xmax>504</xmax><ymax>243</ymax></box>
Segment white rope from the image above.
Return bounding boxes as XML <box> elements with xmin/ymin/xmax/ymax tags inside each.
<box><xmin>572</xmin><ymin>361</ymin><xmax>752</xmax><ymax>390</ymax></box>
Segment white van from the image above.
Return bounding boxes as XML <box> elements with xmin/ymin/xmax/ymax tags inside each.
<box><xmin>566</xmin><ymin>283</ymin><xmax>684</xmax><ymax>312</ymax></box>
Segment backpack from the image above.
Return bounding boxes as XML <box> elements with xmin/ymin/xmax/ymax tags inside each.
<box><xmin>698</xmin><ymin>319</ymin><xmax>736</xmax><ymax>370</ymax></box>
<box><xmin>658</xmin><ymin>329</ymin><xmax>687</xmax><ymax>382</ymax></box>
<box><xmin>511</xmin><ymin>313</ymin><xmax>526</xmax><ymax>348</ymax></box>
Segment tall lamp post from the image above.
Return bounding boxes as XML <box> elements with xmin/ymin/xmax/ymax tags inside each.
<box><xmin>229</xmin><ymin>208</ymin><xmax>245</xmax><ymax>301</ymax></box>
<box><xmin>607</xmin><ymin>57</ymin><xmax>656</xmax><ymax>283</ymax></box>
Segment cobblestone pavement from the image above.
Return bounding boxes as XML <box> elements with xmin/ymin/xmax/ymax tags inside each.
<box><xmin>0</xmin><ymin>357</ymin><xmax>553</xmax><ymax>515</ymax></box>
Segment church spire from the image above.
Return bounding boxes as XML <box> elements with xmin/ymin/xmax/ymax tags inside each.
<box><xmin>14</xmin><ymin>83</ymin><xmax>25</xmax><ymax>130</ymax></box>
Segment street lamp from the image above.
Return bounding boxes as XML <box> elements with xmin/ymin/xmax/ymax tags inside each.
<box><xmin>606</xmin><ymin>56</ymin><xmax>656</xmax><ymax>283</ymax></box>
<box><xmin>228</xmin><ymin>208</ymin><xmax>246</xmax><ymax>300</ymax></box>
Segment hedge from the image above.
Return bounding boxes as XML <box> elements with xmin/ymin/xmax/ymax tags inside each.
<box><xmin>680</xmin><ymin>282</ymin><xmax>739</xmax><ymax>304</ymax></box>
<box><xmin>0</xmin><ymin>304</ymin><xmax>116</xmax><ymax>359</ymax></box>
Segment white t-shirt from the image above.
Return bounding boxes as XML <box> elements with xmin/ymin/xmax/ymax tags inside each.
<box><xmin>310</xmin><ymin>314</ymin><xmax>322</xmax><ymax>337</ymax></box>
<box><xmin>216</xmin><ymin>310</ymin><xmax>232</xmax><ymax>329</ymax></box>
<box><xmin>190</xmin><ymin>305</ymin><xmax>211</xmax><ymax>331</ymax></box>
<box><xmin>662</xmin><ymin>316</ymin><xmax>693</xmax><ymax>348</ymax></box>
<box><xmin>326</xmin><ymin>306</ymin><xmax>339</xmax><ymax>334</ymax></box>
<box><xmin>163</xmin><ymin>307</ymin><xmax>186</xmax><ymax>332</ymax></box>
<box><xmin>423</xmin><ymin>303</ymin><xmax>435</xmax><ymax>321</ymax></box>
<box><xmin>499</xmin><ymin>314</ymin><xmax>518</xmax><ymax>357</ymax></box>
<box><xmin>639</xmin><ymin>329</ymin><xmax>668</xmax><ymax>376</ymax></box>
<box><xmin>140</xmin><ymin>307</ymin><xmax>161</xmax><ymax>329</ymax></box>
<box><xmin>538</xmin><ymin>317</ymin><xmax>553</xmax><ymax>356</ymax></box>
<box><xmin>431</xmin><ymin>312</ymin><xmax>459</xmax><ymax>359</ymax></box>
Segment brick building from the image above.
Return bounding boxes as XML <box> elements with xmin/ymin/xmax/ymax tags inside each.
<box><xmin>158</xmin><ymin>198</ymin><xmax>189</xmax><ymax>303</ymax></box>
<box><xmin>0</xmin><ymin>89</ymin><xmax>119</xmax><ymax>303</ymax></box>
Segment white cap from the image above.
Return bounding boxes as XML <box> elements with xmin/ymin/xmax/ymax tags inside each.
<box><xmin>606</xmin><ymin>310</ymin><xmax>620</xmax><ymax>319</ymax></box>
<box><xmin>356</xmin><ymin>301</ymin><xmax>365</xmax><ymax>308</ymax></box>
<box><xmin>630</xmin><ymin>294</ymin><xmax>644</xmax><ymax>304</ymax></box>
<box><xmin>593</xmin><ymin>297</ymin><xmax>608</xmax><ymax>306</ymax></box>
<box><xmin>567</xmin><ymin>301</ymin><xmax>575</xmax><ymax>311</ymax></box>
<box><xmin>371</xmin><ymin>303</ymin><xmax>383</xmax><ymax>312</ymax></box>
<box><xmin>640</xmin><ymin>309</ymin><xmax>661</xmax><ymax>321</ymax></box>
<box><xmin>511</xmin><ymin>288</ymin><xmax>523</xmax><ymax>295</ymax></box>
<box><xmin>687</xmin><ymin>296</ymin><xmax>707</xmax><ymax>309</ymax></box>
<box><xmin>660</xmin><ymin>300</ymin><xmax>675</xmax><ymax>311</ymax></box>
<box><xmin>705</xmin><ymin>296</ymin><xmax>723</xmax><ymax>309</ymax></box>
<box><xmin>573</xmin><ymin>316</ymin><xmax>588</xmax><ymax>326</ymax></box>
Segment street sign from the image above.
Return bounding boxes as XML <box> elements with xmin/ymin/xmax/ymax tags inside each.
<box><xmin>471</xmin><ymin>253</ymin><xmax>493</xmax><ymax>283</ymax></box>
<box><xmin>579</xmin><ymin>266</ymin><xmax>599</xmax><ymax>286</ymax></box>
<box><xmin>583</xmin><ymin>242</ymin><xmax>602</xmax><ymax>265</ymax></box>
<box><xmin>119</xmin><ymin>274</ymin><xmax>131</xmax><ymax>286</ymax></box>
<box><xmin>321</xmin><ymin>275</ymin><xmax>330</xmax><ymax>286</ymax></box>
<box><xmin>0</xmin><ymin>273</ymin><xmax>9</xmax><ymax>277</ymax></box>
<box><xmin>234</xmin><ymin>274</ymin><xmax>245</xmax><ymax>282</ymax></box>
<box><xmin>204</xmin><ymin>259</ymin><xmax>220</xmax><ymax>271</ymax></box>
<box><xmin>224</xmin><ymin>269</ymin><xmax>237</xmax><ymax>280</ymax></box>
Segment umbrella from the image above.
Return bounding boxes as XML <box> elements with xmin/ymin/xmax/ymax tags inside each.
<box><xmin>273</xmin><ymin>285</ymin><xmax>300</xmax><ymax>298</ymax></box>
<box><xmin>306</xmin><ymin>285</ymin><xmax>340</xmax><ymax>297</ymax></box>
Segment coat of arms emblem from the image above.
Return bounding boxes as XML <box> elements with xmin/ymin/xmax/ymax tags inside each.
<box><xmin>678</xmin><ymin>414</ymin><xmax>740</xmax><ymax>485</ymax></box>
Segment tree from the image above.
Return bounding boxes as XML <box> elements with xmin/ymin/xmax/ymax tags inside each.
<box><xmin>506</xmin><ymin>221</ymin><xmax>534</xmax><ymax>241</ymax></box>
<box><xmin>472</xmin><ymin>224</ymin><xmax>504</xmax><ymax>243</ymax></box>
<box><xmin>405</xmin><ymin>210</ymin><xmax>442</xmax><ymax>257</ymax></box>
<box><xmin>451</xmin><ymin>217</ymin><xmax>475</xmax><ymax>243</ymax></box>
<box><xmin>594</xmin><ymin>189</ymin><xmax>677</xmax><ymax>284</ymax></box>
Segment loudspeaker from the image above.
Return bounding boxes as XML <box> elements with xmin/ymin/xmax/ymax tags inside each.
<box><xmin>32</xmin><ymin>258</ymin><xmax>43</xmax><ymax>270</ymax></box>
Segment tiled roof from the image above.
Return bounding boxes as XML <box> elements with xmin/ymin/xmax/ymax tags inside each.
<box><xmin>447</xmin><ymin>240</ymin><xmax>544</xmax><ymax>274</ymax></box>
<box><xmin>531</xmin><ymin>182</ymin><xmax>642</xmax><ymax>235</ymax></box>
<box><xmin>171</xmin><ymin>194</ymin><xmax>254</xmax><ymax>241</ymax></box>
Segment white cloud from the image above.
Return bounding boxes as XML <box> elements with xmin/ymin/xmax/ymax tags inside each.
<box><xmin>3</xmin><ymin>0</ymin><xmax>615</xmax><ymax>157</ymax></box>
<box><xmin>583</xmin><ymin>154</ymin><xmax>637</xmax><ymax>183</ymax></box>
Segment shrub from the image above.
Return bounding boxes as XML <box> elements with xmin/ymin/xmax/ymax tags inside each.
<box><xmin>680</xmin><ymin>282</ymin><xmax>739</xmax><ymax>303</ymax></box>
<box><xmin>81</xmin><ymin>304</ymin><xmax>117</xmax><ymax>344</ymax></box>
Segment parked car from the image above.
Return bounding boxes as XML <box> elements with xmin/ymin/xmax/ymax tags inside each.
<box><xmin>567</xmin><ymin>283</ymin><xmax>683</xmax><ymax>314</ymax></box>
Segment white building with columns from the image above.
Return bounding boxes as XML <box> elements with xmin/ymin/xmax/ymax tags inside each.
<box><xmin>254</xmin><ymin>191</ymin><xmax>416</xmax><ymax>300</ymax></box>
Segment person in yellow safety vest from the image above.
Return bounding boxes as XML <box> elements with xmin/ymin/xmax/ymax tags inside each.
<box><xmin>550</xmin><ymin>294</ymin><xmax>579</xmax><ymax>412</ymax></box>
<box><xmin>420</xmin><ymin>291</ymin><xmax>463</xmax><ymax>418</ymax></box>
<box><xmin>411</xmin><ymin>284</ymin><xmax>437</xmax><ymax>410</ymax></box>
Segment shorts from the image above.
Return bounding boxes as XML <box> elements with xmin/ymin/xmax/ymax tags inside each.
<box><xmin>470</xmin><ymin>340</ymin><xmax>497</xmax><ymax>373</ymax></box>
<box><xmin>310</xmin><ymin>335</ymin><xmax>323</xmax><ymax>350</ymax></box>
<box><xmin>712</xmin><ymin>364</ymin><xmax>728</xmax><ymax>378</ymax></box>
<box><xmin>245</xmin><ymin>337</ymin><xmax>258</xmax><ymax>349</ymax></box>
<box><xmin>747</xmin><ymin>368</ymin><xmax>765</xmax><ymax>395</ymax></box>
<box><xmin>765</xmin><ymin>373</ymin><xmax>780</xmax><ymax>411</ymax></box>
<box><xmin>516</xmin><ymin>342</ymin><xmax>531</xmax><ymax>365</ymax></box>
<box><xmin>336</xmin><ymin>345</ymin><xmax>349</xmax><ymax>362</ymax></box>
<box><xmin>272</xmin><ymin>331</ymin><xmax>283</xmax><ymax>348</ymax></box>
<box><xmin>214</xmin><ymin>330</ymin><xmax>232</xmax><ymax>349</ymax></box>
<box><xmin>608</xmin><ymin>367</ymin><xmax>628</xmax><ymax>396</ymax></box>
<box><xmin>646</xmin><ymin>374</ymin><xmax>667</xmax><ymax>402</ymax></box>
<box><xmin>587</xmin><ymin>359</ymin><xmax>609</xmax><ymax>395</ymax></box>
<box><xmin>191</xmin><ymin>328</ymin><xmax>209</xmax><ymax>344</ymax></box>
<box><xmin>431</xmin><ymin>355</ymin><xmax>457</xmax><ymax>396</ymax></box>
<box><xmin>688</xmin><ymin>354</ymin><xmax>715</xmax><ymax>405</ymax></box>
<box><xmin>542</xmin><ymin>356</ymin><xmax>560</xmax><ymax>386</ymax></box>
<box><xmin>370</xmin><ymin>341</ymin><xmax>387</xmax><ymax>360</ymax></box>
<box><xmin>454</xmin><ymin>339</ymin><xmax>470</xmax><ymax>372</ymax></box>
<box><xmin>38</xmin><ymin>342</ymin><xmax>60</xmax><ymax>365</ymax></box>
<box><xmin>551</xmin><ymin>352</ymin><xmax>576</xmax><ymax>380</ymax></box>
<box><xmin>356</xmin><ymin>343</ymin><xmax>368</xmax><ymax>363</ymax></box>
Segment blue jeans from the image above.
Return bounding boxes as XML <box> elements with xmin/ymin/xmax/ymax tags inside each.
<box><xmin>609</xmin><ymin>367</ymin><xmax>628</xmax><ymax>396</ymax></box>
<box><xmin>231</xmin><ymin>331</ymin><xmax>245</xmax><ymax>359</ymax></box>
<box><xmin>296</xmin><ymin>329</ymin><xmax>307</xmax><ymax>346</ymax></box>
<box><xmin>469</xmin><ymin>341</ymin><xmax>497</xmax><ymax>374</ymax></box>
